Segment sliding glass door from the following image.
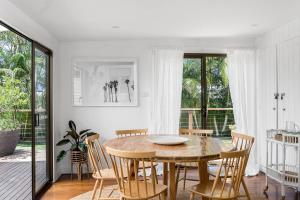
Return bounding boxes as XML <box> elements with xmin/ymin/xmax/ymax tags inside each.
<box><xmin>0</xmin><ymin>21</ymin><xmax>33</xmax><ymax>200</ymax></box>
<box><xmin>180</xmin><ymin>54</ymin><xmax>234</xmax><ymax>137</ymax></box>
<box><xmin>0</xmin><ymin>21</ymin><xmax>52</xmax><ymax>200</ymax></box>
<box><xmin>33</xmin><ymin>46</ymin><xmax>51</xmax><ymax>195</ymax></box>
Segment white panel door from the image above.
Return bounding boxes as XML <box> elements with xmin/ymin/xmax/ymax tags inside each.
<box><xmin>256</xmin><ymin>47</ymin><xmax>277</xmax><ymax>167</ymax></box>
<box><xmin>277</xmin><ymin>38</ymin><xmax>300</xmax><ymax>129</ymax></box>
<box><xmin>277</xmin><ymin>38</ymin><xmax>300</xmax><ymax>166</ymax></box>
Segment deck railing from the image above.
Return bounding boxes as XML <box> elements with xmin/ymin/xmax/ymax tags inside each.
<box><xmin>0</xmin><ymin>109</ymin><xmax>46</xmax><ymax>141</ymax></box>
<box><xmin>180</xmin><ymin>108</ymin><xmax>235</xmax><ymax>137</ymax></box>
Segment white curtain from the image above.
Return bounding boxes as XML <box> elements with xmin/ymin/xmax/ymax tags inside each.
<box><xmin>149</xmin><ymin>49</ymin><xmax>184</xmax><ymax>135</ymax></box>
<box><xmin>227</xmin><ymin>49</ymin><xmax>259</xmax><ymax>176</ymax></box>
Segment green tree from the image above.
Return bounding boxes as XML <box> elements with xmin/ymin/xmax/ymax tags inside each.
<box><xmin>206</xmin><ymin>57</ymin><xmax>232</xmax><ymax>108</ymax></box>
<box><xmin>0</xmin><ymin>30</ymin><xmax>31</xmax><ymax>94</ymax></box>
<box><xmin>0</xmin><ymin>76</ymin><xmax>29</xmax><ymax>130</ymax></box>
<box><xmin>0</xmin><ymin>28</ymin><xmax>32</xmax><ymax>134</ymax></box>
<box><xmin>181</xmin><ymin>58</ymin><xmax>201</xmax><ymax>108</ymax></box>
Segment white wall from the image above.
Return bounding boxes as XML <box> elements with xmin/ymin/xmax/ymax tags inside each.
<box><xmin>0</xmin><ymin>0</ymin><xmax>256</xmax><ymax>178</ymax></box>
<box><xmin>256</xmin><ymin>19</ymin><xmax>300</xmax><ymax>170</ymax></box>
<box><xmin>57</xmin><ymin>38</ymin><xmax>255</xmax><ymax>175</ymax></box>
<box><xmin>0</xmin><ymin>0</ymin><xmax>60</xmax><ymax>180</ymax></box>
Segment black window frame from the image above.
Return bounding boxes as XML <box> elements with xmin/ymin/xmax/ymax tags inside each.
<box><xmin>183</xmin><ymin>53</ymin><xmax>227</xmax><ymax>128</ymax></box>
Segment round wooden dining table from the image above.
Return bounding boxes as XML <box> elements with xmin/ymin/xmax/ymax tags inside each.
<box><xmin>104</xmin><ymin>135</ymin><xmax>234</xmax><ymax>200</ymax></box>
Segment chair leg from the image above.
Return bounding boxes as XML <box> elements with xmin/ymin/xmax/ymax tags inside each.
<box><xmin>161</xmin><ymin>193</ymin><xmax>166</xmax><ymax>200</ymax></box>
<box><xmin>183</xmin><ymin>167</ymin><xmax>188</xmax><ymax>190</ymax></box>
<box><xmin>154</xmin><ymin>166</ymin><xmax>158</xmax><ymax>184</ymax></box>
<box><xmin>242</xmin><ymin>177</ymin><xmax>251</xmax><ymax>200</ymax></box>
<box><xmin>91</xmin><ymin>179</ymin><xmax>99</xmax><ymax>200</ymax></box>
<box><xmin>189</xmin><ymin>192</ymin><xmax>195</xmax><ymax>200</ymax></box>
<box><xmin>175</xmin><ymin>166</ymin><xmax>180</xmax><ymax>194</ymax></box>
<box><xmin>98</xmin><ymin>180</ymin><xmax>104</xmax><ymax>199</ymax></box>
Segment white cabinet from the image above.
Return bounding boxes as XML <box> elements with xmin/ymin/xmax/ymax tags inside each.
<box><xmin>257</xmin><ymin>47</ymin><xmax>277</xmax><ymax>167</ymax></box>
<box><xmin>258</xmin><ymin>37</ymin><xmax>300</xmax><ymax>197</ymax></box>
<box><xmin>277</xmin><ymin>38</ymin><xmax>300</xmax><ymax>129</ymax></box>
<box><xmin>257</xmin><ymin>38</ymin><xmax>300</xmax><ymax>169</ymax></box>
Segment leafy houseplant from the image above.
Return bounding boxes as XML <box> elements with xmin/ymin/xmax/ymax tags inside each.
<box><xmin>56</xmin><ymin>120</ymin><xmax>95</xmax><ymax>162</ymax></box>
<box><xmin>0</xmin><ymin>76</ymin><xmax>29</xmax><ymax>157</ymax></box>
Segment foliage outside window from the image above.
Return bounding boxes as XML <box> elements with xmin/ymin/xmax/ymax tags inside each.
<box><xmin>181</xmin><ymin>55</ymin><xmax>235</xmax><ymax>137</ymax></box>
<box><xmin>0</xmin><ymin>76</ymin><xmax>29</xmax><ymax>130</ymax></box>
<box><xmin>0</xmin><ymin>27</ymin><xmax>32</xmax><ymax>132</ymax></box>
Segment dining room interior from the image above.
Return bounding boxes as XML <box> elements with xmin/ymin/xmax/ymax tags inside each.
<box><xmin>1</xmin><ymin>0</ymin><xmax>300</xmax><ymax>200</ymax></box>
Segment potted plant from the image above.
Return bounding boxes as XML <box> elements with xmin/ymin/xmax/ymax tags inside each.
<box><xmin>0</xmin><ymin>76</ymin><xmax>29</xmax><ymax>157</ymax></box>
<box><xmin>56</xmin><ymin>120</ymin><xmax>95</xmax><ymax>162</ymax></box>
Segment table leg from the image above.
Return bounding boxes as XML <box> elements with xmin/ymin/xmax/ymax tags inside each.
<box><xmin>129</xmin><ymin>160</ymin><xmax>138</xmax><ymax>180</ymax></box>
<box><xmin>169</xmin><ymin>162</ymin><xmax>176</xmax><ymax>200</ymax></box>
<box><xmin>198</xmin><ymin>160</ymin><xmax>209</xmax><ymax>182</ymax></box>
<box><xmin>198</xmin><ymin>160</ymin><xmax>209</xmax><ymax>200</ymax></box>
<box><xmin>163</xmin><ymin>162</ymin><xmax>168</xmax><ymax>197</ymax></box>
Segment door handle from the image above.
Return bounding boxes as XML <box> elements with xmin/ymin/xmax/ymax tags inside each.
<box><xmin>34</xmin><ymin>113</ymin><xmax>40</xmax><ymax>127</ymax></box>
<box><xmin>280</xmin><ymin>93</ymin><xmax>285</xmax><ymax>100</ymax></box>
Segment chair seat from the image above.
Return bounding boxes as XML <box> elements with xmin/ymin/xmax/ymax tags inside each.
<box><xmin>208</xmin><ymin>159</ymin><xmax>222</xmax><ymax>166</ymax></box>
<box><xmin>208</xmin><ymin>165</ymin><xmax>236</xmax><ymax>177</ymax></box>
<box><xmin>93</xmin><ymin>167</ymin><xmax>128</xmax><ymax>180</ymax></box>
<box><xmin>122</xmin><ymin>181</ymin><xmax>167</xmax><ymax>199</ymax></box>
<box><xmin>176</xmin><ymin>162</ymin><xmax>198</xmax><ymax>168</ymax></box>
<box><xmin>188</xmin><ymin>180</ymin><xmax>237</xmax><ymax>199</ymax></box>
<box><xmin>139</xmin><ymin>161</ymin><xmax>158</xmax><ymax>169</ymax></box>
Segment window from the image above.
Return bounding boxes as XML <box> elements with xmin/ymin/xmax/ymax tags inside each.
<box><xmin>180</xmin><ymin>53</ymin><xmax>234</xmax><ymax>137</ymax></box>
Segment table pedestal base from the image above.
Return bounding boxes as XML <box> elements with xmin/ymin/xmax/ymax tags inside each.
<box><xmin>163</xmin><ymin>161</ymin><xmax>209</xmax><ymax>200</ymax></box>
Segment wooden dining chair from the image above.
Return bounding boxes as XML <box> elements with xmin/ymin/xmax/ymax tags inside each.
<box><xmin>208</xmin><ymin>130</ymin><xmax>255</xmax><ymax>200</ymax></box>
<box><xmin>188</xmin><ymin>149</ymin><xmax>248</xmax><ymax>200</ymax></box>
<box><xmin>176</xmin><ymin>128</ymin><xmax>213</xmax><ymax>190</ymax></box>
<box><xmin>179</xmin><ymin>128</ymin><xmax>214</xmax><ymax>137</ymax></box>
<box><xmin>106</xmin><ymin>147</ymin><xmax>168</xmax><ymax>200</ymax></box>
<box><xmin>115</xmin><ymin>129</ymin><xmax>158</xmax><ymax>181</ymax></box>
<box><xmin>85</xmin><ymin>133</ymin><xmax>122</xmax><ymax>200</ymax></box>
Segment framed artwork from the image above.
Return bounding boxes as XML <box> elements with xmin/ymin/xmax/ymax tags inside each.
<box><xmin>72</xmin><ymin>58</ymin><xmax>138</xmax><ymax>106</ymax></box>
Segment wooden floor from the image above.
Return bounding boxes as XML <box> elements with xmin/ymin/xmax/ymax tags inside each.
<box><xmin>0</xmin><ymin>161</ymin><xmax>47</xmax><ymax>200</ymax></box>
<box><xmin>41</xmin><ymin>171</ymin><xmax>300</xmax><ymax>200</ymax></box>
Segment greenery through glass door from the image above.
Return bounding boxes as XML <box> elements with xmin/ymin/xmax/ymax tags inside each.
<box><xmin>180</xmin><ymin>54</ymin><xmax>235</xmax><ymax>137</ymax></box>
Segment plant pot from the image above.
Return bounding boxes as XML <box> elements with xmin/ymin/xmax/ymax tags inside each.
<box><xmin>70</xmin><ymin>150</ymin><xmax>87</xmax><ymax>163</ymax></box>
<box><xmin>70</xmin><ymin>150</ymin><xmax>89</xmax><ymax>180</ymax></box>
<box><xmin>0</xmin><ymin>129</ymin><xmax>20</xmax><ymax>157</ymax></box>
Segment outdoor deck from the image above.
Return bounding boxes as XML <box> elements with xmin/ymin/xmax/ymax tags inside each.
<box><xmin>0</xmin><ymin>161</ymin><xmax>32</xmax><ymax>200</ymax></box>
<box><xmin>0</xmin><ymin>146</ymin><xmax>46</xmax><ymax>200</ymax></box>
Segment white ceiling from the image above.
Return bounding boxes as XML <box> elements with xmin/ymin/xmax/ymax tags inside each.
<box><xmin>8</xmin><ymin>0</ymin><xmax>300</xmax><ymax>41</ymax></box>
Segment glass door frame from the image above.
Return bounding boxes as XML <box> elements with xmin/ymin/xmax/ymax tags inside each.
<box><xmin>183</xmin><ymin>53</ymin><xmax>227</xmax><ymax>128</ymax></box>
<box><xmin>32</xmin><ymin>42</ymin><xmax>53</xmax><ymax>199</ymax></box>
<box><xmin>0</xmin><ymin>20</ymin><xmax>53</xmax><ymax>199</ymax></box>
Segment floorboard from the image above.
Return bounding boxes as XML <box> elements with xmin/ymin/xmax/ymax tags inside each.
<box><xmin>0</xmin><ymin>161</ymin><xmax>47</xmax><ymax>200</ymax></box>
<box><xmin>41</xmin><ymin>171</ymin><xmax>300</xmax><ymax>200</ymax></box>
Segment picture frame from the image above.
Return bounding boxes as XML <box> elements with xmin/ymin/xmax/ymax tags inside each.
<box><xmin>72</xmin><ymin>58</ymin><xmax>138</xmax><ymax>106</ymax></box>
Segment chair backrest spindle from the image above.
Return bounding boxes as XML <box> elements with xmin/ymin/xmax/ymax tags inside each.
<box><xmin>231</xmin><ymin>130</ymin><xmax>255</xmax><ymax>173</ymax></box>
<box><xmin>85</xmin><ymin>134</ymin><xmax>111</xmax><ymax>178</ymax></box>
<box><xmin>106</xmin><ymin>147</ymin><xmax>157</xmax><ymax>199</ymax></box>
<box><xmin>179</xmin><ymin>128</ymin><xmax>213</xmax><ymax>137</ymax></box>
<box><xmin>211</xmin><ymin>149</ymin><xmax>248</xmax><ymax>198</ymax></box>
<box><xmin>116</xmin><ymin>129</ymin><xmax>148</xmax><ymax>138</ymax></box>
